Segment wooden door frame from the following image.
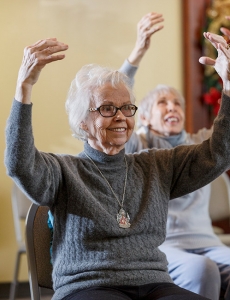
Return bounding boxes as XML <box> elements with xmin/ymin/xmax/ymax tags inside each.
<box><xmin>182</xmin><ymin>0</ymin><xmax>211</xmax><ymax>132</ymax></box>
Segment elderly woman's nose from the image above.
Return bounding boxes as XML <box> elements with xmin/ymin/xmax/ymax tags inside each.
<box><xmin>114</xmin><ymin>109</ymin><xmax>126</xmax><ymax>119</ymax></box>
<box><xmin>167</xmin><ymin>102</ymin><xmax>176</xmax><ymax>111</ymax></box>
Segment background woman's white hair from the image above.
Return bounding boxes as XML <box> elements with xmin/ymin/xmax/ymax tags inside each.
<box><xmin>65</xmin><ymin>64</ymin><xmax>136</xmax><ymax>141</ymax></box>
<box><xmin>137</xmin><ymin>84</ymin><xmax>185</xmax><ymax>128</ymax></box>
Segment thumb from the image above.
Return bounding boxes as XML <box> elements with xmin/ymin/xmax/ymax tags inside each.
<box><xmin>199</xmin><ymin>56</ymin><xmax>216</xmax><ymax>66</ymax></box>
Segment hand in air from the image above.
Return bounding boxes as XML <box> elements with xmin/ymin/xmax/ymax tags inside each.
<box><xmin>17</xmin><ymin>38</ymin><xmax>68</xmax><ymax>87</ymax></box>
<box><xmin>128</xmin><ymin>12</ymin><xmax>164</xmax><ymax>65</ymax></box>
<box><xmin>199</xmin><ymin>32</ymin><xmax>230</xmax><ymax>89</ymax></box>
<box><xmin>136</xmin><ymin>12</ymin><xmax>164</xmax><ymax>51</ymax></box>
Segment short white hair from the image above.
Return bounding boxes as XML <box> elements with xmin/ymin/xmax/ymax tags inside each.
<box><xmin>65</xmin><ymin>64</ymin><xmax>136</xmax><ymax>141</ymax></box>
<box><xmin>137</xmin><ymin>84</ymin><xmax>185</xmax><ymax>128</ymax></box>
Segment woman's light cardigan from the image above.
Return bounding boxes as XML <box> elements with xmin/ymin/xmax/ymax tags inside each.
<box><xmin>4</xmin><ymin>97</ymin><xmax>230</xmax><ymax>299</ymax></box>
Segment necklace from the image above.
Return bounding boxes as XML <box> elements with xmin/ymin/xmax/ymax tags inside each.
<box><xmin>84</xmin><ymin>152</ymin><xmax>131</xmax><ymax>228</ymax></box>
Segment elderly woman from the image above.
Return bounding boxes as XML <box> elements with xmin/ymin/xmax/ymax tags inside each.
<box><xmin>122</xmin><ymin>13</ymin><xmax>230</xmax><ymax>300</ymax></box>
<box><xmin>4</xmin><ymin>32</ymin><xmax>230</xmax><ymax>300</ymax></box>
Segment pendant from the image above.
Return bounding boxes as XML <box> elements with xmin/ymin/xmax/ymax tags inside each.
<box><xmin>117</xmin><ymin>208</ymin><xmax>131</xmax><ymax>228</ymax></box>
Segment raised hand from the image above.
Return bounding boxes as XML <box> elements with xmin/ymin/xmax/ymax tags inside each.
<box><xmin>199</xmin><ymin>32</ymin><xmax>230</xmax><ymax>94</ymax></box>
<box><xmin>128</xmin><ymin>12</ymin><xmax>164</xmax><ymax>66</ymax></box>
<box><xmin>15</xmin><ymin>38</ymin><xmax>68</xmax><ymax>103</ymax></box>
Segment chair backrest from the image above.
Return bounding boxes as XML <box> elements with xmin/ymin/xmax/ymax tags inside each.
<box><xmin>209</xmin><ymin>172</ymin><xmax>230</xmax><ymax>222</ymax></box>
<box><xmin>11</xmin><ymin>182</ymin><xmax>32</xmax><ymax>243</ymax></box>
<box><xmin>25</xmin><ymin>203</ymin><xmax>53</xmax><ymax>300</ymax></box>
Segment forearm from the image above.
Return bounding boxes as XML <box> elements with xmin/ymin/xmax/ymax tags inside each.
<box><xmin>127</xmin><ymin>46</ymin><xmax>148</xmax><ymax>66</ymax></box>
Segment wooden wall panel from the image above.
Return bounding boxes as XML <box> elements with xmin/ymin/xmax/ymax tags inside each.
<box><xmin>182</xmin><ymin>0</ymin><xmax>212</xmax><ymax>133</ymax></box>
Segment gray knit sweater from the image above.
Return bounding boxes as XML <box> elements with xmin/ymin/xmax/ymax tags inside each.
<box><xmin>4</xmin><ymin>97</ymin><xmax>230</xmax><ymax>299</ymax></box>
<box><xmin>121</xmin><ymin>60</ymin><xmax>223</xmax><ymax>249</ymax></box>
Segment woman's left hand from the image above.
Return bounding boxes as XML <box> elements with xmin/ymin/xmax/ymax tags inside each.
<box><xmin>199</xmin><ymin>32</ymin><xmax>230</xmax><ymax>94</ymax></box>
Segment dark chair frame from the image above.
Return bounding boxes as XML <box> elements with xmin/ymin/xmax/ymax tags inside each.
<box><xmin>25</xmin><ymin>203</ymin><xmax>53</xmax><ymax>300</ymax></box>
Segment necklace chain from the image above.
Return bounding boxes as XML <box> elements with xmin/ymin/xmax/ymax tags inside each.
<box><xmin>84</xmin><ymin>152</ymin><xmax>128</xmax><ymax>209</ymax></box>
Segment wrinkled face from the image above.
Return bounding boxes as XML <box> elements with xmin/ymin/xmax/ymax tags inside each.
<box><xmin>148</xmin><ymin>91</ymin><xmax>185</xmax><ymax>136</ymax></box>
<box><xmin>82</xmin><ymin>83</ymin><xmax>135</xmax><ymax>155</ymax></box>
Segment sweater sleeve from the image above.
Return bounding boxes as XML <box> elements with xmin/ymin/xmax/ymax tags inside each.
<box><xmin>4</xmin><ymin>100</ymin><xmax>62</xmax><ymax>207</ymax></box>
<box><xmin>165</xmin><ymin>93</ymin><xmax>230</xmax><ymax>199</ymax></box>
<box><xmin>119</xmin><ymin>59</ymin><xmax>138</xmax><ymax>88</ymax></box>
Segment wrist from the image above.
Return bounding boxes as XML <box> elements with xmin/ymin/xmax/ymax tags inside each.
<box><xmin>223</xmin><ymin>81</ymin><xmax>230</xmax><ymax>97</ymax></box>
<box><xmin>15</xmin><ymin>82</ymin><xmax>33</xmax><ymax>104</ymax></box>
<box><xmin>128</xmin><ymin>46</ymin><xmax>146</xmax><ymax>66</ymax></box>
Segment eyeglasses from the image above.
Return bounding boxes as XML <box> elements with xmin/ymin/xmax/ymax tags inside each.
<box><xmin>88</xmin><ymin>104</ymin><xmax>138</xmax><ymax>117</ymax></box>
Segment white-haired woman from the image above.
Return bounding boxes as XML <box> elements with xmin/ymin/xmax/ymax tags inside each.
<box><xmin>4</xmin><ymin>32</ymin><xmax>230</xmax><ymax>300</ymax></box>
<box><xmin>122</xmin><ymin>13</ymin><xmax>230</xmax><ymax>300</ymax></box>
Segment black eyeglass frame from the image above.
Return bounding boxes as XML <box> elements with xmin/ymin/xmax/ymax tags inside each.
<box><xmin>88</xmin><ymin>104</ymin><xmax>138</xmax><ymax>117</ymax></box>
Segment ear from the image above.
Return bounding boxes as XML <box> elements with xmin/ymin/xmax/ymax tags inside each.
<box><xmin>139</xmin><ymin>114</ymin><xmax>150</xmax><ymax>127</ymax></box>
<box><xmin>80</xmin><ymin>122</ymin><xmax>89</xmax><ymax>132</ymax></box>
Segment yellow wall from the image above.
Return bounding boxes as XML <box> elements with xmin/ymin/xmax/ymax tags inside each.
<box><xmin>0</xmin><ymin>0</ymin><xmax>182</xmax><ymax>282</ymax></box>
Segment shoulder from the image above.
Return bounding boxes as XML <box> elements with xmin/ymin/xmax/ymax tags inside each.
<box><xmin>186</xmin><ymin>127</ymin><xmax>213</xmax><ymax>144</ymax></box>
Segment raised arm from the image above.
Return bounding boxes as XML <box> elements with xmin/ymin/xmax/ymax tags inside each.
<box><xmin>119</xmin><ymin>12</ymin><xmax>164</xmax><ymax>86</ymax></box>
<box><xmin>15</xmin><ymin>38</ymin><xmax>68</xmax><ymax>104</ymax></box>
<box><xmin>128</xmin><ymin>12</ymin><xmax>164</xmax><ymax>66</ymax></box>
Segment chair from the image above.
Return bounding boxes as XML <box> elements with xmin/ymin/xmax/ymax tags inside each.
<box><xmin>25</xmin><ymin>203</ymin><xmax>53</xmax><ymax>300</ymax></box>
<box><xmin>209</xmin><ymin>172</ymin><xmax>230</xmax><ymax>246</ymax></box>
<box><xmin>10</xmin><ymin>183</ymin><xmax>32</xmax><ymax>300</ymax></box>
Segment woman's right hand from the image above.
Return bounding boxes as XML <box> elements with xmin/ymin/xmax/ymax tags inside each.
<box><xmin>15</xmin><ymin>38</ymin><xmax>68</xmax><ymax>103</ymax></box>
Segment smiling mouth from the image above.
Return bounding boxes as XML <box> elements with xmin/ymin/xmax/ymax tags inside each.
<box><xmin>165</xmin><ymin>117</ymin><xmax>179</xmax><ymax>123</ymax></box>
<box><xmin>109</xmin><ymin>128</ymin><xmax>126</xmax><ymax>132</ymax></box>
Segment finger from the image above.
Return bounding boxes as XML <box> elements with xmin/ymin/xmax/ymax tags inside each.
<box><xmin>40</xmin><ymin>44</ymin><xmax>69</xmax><ymax>57</ymax></box>
<box><xmin>203</xmin><ymin>32</ymin><xmax>227</xmax><ymax>49</ymax></box>
<box><xmin>199</xmin><ymin>56</ymin><xmax>216</xmax><ymax>66</ymax></box>
<box><xmin>141</xmin><ymin>12</ymin><xmax>163</xmax><ymax>24</ymax></box>
<box><xmin>149</xmin><ymin>25</ymin><xmax>164</xmax><ymax>35</ymax></box>
<box><xmin>218</xmin><ymin>42</ymin><xmax>230</xmax><ymax>57</ymax></box>
<box><xmin>220</xmin><ymin>27</ymin><xmax>230</xmax><ymax>38</ymax></box>
<box><xmin>225</xmin><ymin>16</ymin><xmax>230</xmax><ymax>20</ymax></box>
<box><xmin>26</xmin><ymin>38</ymin><xmax>58</xmax><ymax>51</ymax></box>
<box><xmin>147</xmin><ymin>16</ymin><xmax>164</xmax><ymax>29</ymax></box>
<box><xmin>38</xmin><ymin>53</ymin><xmax>66</xmax><ymax>65</ymax></box>
<box><xmin>29</xmin><ymin>39</ymin><xmax>67</xmax><ymax>54</ymax></box>
<box><xmin>139</xmin><ymin>12</ymin><xmax>164</xmax><ymax>31</ymax></box>
<box><xmin>204</xmin><ymin>32</ymin><xmax>223</xmax><ymax>43</ymax></box>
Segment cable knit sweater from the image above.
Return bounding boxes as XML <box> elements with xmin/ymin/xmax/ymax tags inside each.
<box><xmin>4</xmin><ymin>97</ymin><xmax>230</xmax><ymax>299</ymax></box>
<box><xmin>126</xmin><ymin>126</ymin><xmax>223</xmax><ymax>249</ymax></box>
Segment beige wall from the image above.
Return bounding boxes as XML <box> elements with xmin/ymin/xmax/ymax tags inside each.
<box><xmin>0</xmin><ymin>0</ymin><xmax>182</xmax><ymax>282</ymax></box>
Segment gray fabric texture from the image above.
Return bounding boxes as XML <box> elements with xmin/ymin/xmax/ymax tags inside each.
<box><xmin>122</xmin><ymin>59</ymin><xmax>222</xmax><ymax>249</ymax></box>
<box><xmin>4</xmin><ymin>95</ymin><xmax>230</xmax><ymax>299</ymax></box>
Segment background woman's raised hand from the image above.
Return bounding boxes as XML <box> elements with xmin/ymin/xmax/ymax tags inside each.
<box><xmin>15</xmin><ymin>38</ymin><xmax>68</xmax><ymax>104</ymax></box>
<box><xmin>128</xmin><ymin>12</ymin><xmax>164</xmax><ymax>66</ymax></box>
